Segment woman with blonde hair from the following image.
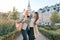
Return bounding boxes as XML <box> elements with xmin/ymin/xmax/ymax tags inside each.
<box><xmin>16</xmin><ymin>15</ymin><xmax>30</xmax><ymax>40</ymax></box>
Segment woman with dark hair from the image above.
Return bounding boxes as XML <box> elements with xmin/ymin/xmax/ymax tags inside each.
<box><xmin>34</xmin><ymin>12</ymin><xmax>40</xmax><ymax>38</ymax></box>
<box><xmin>28</xmin><ymin>12</ymin><xmax>40</xmax><ymax>40</ymax></box>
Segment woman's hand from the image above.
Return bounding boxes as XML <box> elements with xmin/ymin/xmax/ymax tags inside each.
<box><xmin>16</xmin><ymin>22</ymin><xmax>23</xmax><ymax>31</ymax></box>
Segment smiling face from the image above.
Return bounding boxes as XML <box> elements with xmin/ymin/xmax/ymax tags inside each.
<box><xmin>34</xmin><ymin>13</ymin><xmax>37</xmax><ymax>19</ymax></box>
<box><xmin>34</xmin><ymin>12</ymin><xmax>39</xmax><ymax>20</ymax></box>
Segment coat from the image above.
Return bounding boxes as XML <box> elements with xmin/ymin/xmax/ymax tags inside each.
<box><xmin>34</xmin><ymin>19</ymin><xmax>40</xmax><ymax>38</ymax></box>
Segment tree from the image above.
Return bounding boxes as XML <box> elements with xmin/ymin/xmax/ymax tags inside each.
<box><xmin>1</xmin><ymin>13</ymin><xmax>8</xmax><ymax>20</ymax></box>
<box><xmin>50</xmin><ymin>11</ymin><xmax>60</xmax><ymax>24</ymax></box>
<box><xmin>10</xmin><ymin>7</ymin><xmax>19</xmax><ymax>20</ymax></box>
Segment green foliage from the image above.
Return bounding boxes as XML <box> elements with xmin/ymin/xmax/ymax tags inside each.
<box><xmin>0</xmin><ymin>7</ymin><xmax>20</xmax><ymax>40</ymax></box>
<box><xmin>0</xmin><ymin>36</ymin><xmax>4</xmax><ymax>40</ymax></box>
<box><xmin>0</xmin><ymin>19</ymin><xmax>16</xmax><ymax>35</ymax></box>
<box><xmin>0</xmin><ymin>19</ymin><xmax>18</xmax><ymax>40</ymax></box>
<box><xmin>41</xmin><ymin>25</ymin><xmax>60</xmax><ymax>30</ymax></box>
<box><xmin>39</xmin><ymin>27</ymin><xmax>60</xmax><ymax>38</ymax></box>
<box><xmin>50</xmin><ymin>11</ymin><xmax>60</xmax><ymax>23</ymax></box>
<box><xmin>10</xmin><ymin>7</ymin><xmax>19</xmax><ymax>20</ymax></box>
<box><xmin>0</xmin><ymin>30</ymin><xmax>17</xmax><ymax>40</ymax></box>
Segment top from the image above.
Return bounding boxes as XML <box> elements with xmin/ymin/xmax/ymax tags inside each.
<box><xmin>29</xmin><ymin>18</ymin><xmax>40</xmax><ymax>27</ymax></box>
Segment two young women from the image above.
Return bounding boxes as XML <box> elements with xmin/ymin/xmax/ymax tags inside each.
<box><xmin>21</xmin><ymin>12</ymin><xmax>40</xmax><ymax>40</ymax></box>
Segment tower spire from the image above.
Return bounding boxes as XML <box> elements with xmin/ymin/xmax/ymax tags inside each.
<box><xmin>28</xmin><ymin>0</ymin><xmax>31</xmax><ymax>10</ymax></box>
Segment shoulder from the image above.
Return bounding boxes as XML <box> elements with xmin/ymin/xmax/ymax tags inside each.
<box><xmin>37</xmin><ymin>19</ymin><xmax>40</xmax><ymax>21</ymax></box>
<box><xmin>36</xmin><ymin>19</ymin><xmax>40</xmax><ymax>22</ymax></box>
<box><xmin>35</xmin><ymin>19</ymin><xmax>40</xmax><ymax>25</ymax></box>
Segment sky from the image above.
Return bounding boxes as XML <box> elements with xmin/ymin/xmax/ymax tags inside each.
<box><xmin>0</xmin><ymin>0</ymin><xmax>60</xmax><ymax>12</ymax></box>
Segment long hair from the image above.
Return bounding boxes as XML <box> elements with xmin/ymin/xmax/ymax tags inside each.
<box><xmin>34</xmin><ymin>12</ymin><xmax>39</xmax><ymax>23</ymax></box>
<box><xmin>35</xmin><ymin>12</ymin><xmax>39</xmax><ymax>20</ymax></box>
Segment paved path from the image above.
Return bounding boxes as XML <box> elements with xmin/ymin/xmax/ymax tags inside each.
<box><xmin>15</xmin><ymin>32</ymin><xmax>50</xmax><ymax>40</ymax></box>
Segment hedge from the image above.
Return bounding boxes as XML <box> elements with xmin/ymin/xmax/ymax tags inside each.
<box><xmin>0</xmin><ymin>19</ymin><xmax>18</xmax><ymax>40</ymax></box>
<box><xmin>39</xmin><ymin>27</ymin><xmax>60</xmax><ymax>38</ymax></box>
<box><xmin>0</xmin><ymin>30</ymin><xmax>17</xmax><ymax>40</ymax></box>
